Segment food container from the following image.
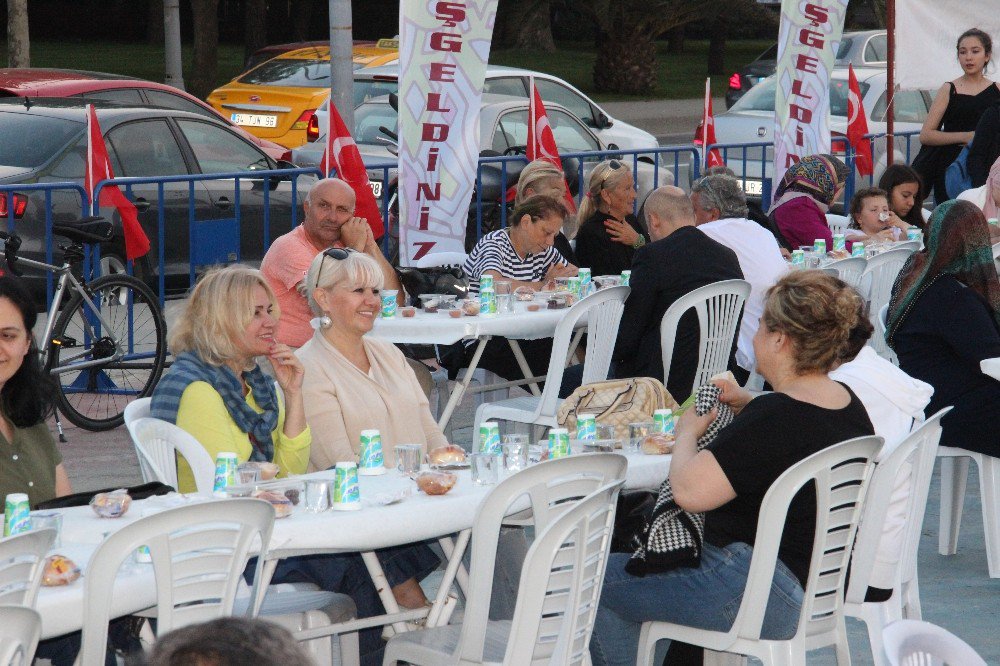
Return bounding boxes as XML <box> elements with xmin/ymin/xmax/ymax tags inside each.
<box><xmin>579</xmin><ymin>439</ymin><xmax>616</xmax><ymax>453</ymax></box>
<box><xmin>416</xmin><ymin>471</ymin><xmax>457</xmax><ymax>495</ymax></box>
<box><xmin>514</xmin><ymin>286</ymin><xmax>536</xmax><ymax>302</ymax></box>
<box><xmin>41</xmin><ymin>555</ymin><xmax>81</xmax><ymax>586</ymax></box>
<box><xmin>641</xmin><ymin>433</ymin><xmax>674</xmax><ymax>455</ymax></box>
<box><xmin>90</xmin><ymin>489</ymin><xmax>132</xmax><ymax>519</ymax></box>
<box><xmin>593</xmin><ymin>275</ymin><xmax>622</xmax><ymax>290</ymax></box>
<box><xmin>399</xmin><ymin>306</ymin><xmax>417</xmax><ymax>318</ymax></box>
<box><xmin>419</xmin><ymin>294</ymin><xmax>442</xmax><ymax>313</ymax></box>
<box><xmin>241</xmin><ymin>461</ymin><xmax>279</xmax><ymax>481</ymax></box>
<box><xmin>448</xmin><ymin>308</ymin><xmax>462</xmax><ymax>318</ymax></box>
<box><xmin>252</xmin><ymin>490</ymin><xmax>293</xmax><ymax>518</ymax></box>
<box><xmin>526</xmin><ymin>303</ymin><xmax>541</xmax><ymax>312</ymax></box>
<box><xmin>427</xmin><ymin>444</ymin><xmax>467</xmax><ymax>467</ymax></box>
<box><xmin>461</xmin><ymin>299</ymin><xmax>481</xmax><ymax>316</ymax></box>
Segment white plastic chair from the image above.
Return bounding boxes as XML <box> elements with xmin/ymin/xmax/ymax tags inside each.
<box><xmin>128</xmin><ymin>417</ymin><xmax>216</xmax><ymax>493</ymax></box>
<box><xmin>893</xmin><ymin>240</ymin><xmax>921</xmax><ymax>252</ymax></box>
<box><xmin>844</xmin><ymin>409</ymin><xmax>950</xmax><ymax>665</ymax></box>
<box><xmin>823</xmin><ymin>256</ymin><xmax>867</xmax><ymax>290</ymax></box>
<box><xmin>992</xmin><ymin>242</ymin><xmax>1000</xmax><ymax>261</ymax></box>
<box><xmin>861</xmin><ymin>249</ymin><xmax>913</xmax><ymax>362</ymax></box>
<box><xmin>937</xmin><ymin>444</ymin><xmax>1000</xmax><ymax>578</ymax></box>
<box><xmin>876</xmin><ymin>304</ymin><xmax>900</xmax><ymax>366</ymax></box>
<box><xmin>0</xmin><ymin>530</ymin><xmax>56</xmax><ymax>607</ymax></box>
<box><xmin>78</xmin><ymin>499</ymin><xmax>274</xmax><ymax>664</ymax></box>
<box><xmin>384</xmin><ymin>453</ymin><xmax>627</xmax><ymax>665</ymax></box>
<box><xmin>636</xmin><ymin>435</ymin><xmax>883</xmax><ymax>666</ymax></box>
<box><xmin>472</xmin><ymin>286</ymin><xmax>629</xmax><ymax>448</ymax></box>
<box><xmin>882</xmin><ymin>619</ymin><xmax>987</xmax><ymax>666</ymax></box>
<box><xmin>660</xmin><ymin>279</ymin><xmax>750</xmax><ymax>401</ymax></box>
<box><xmin>123</xmin><ymin>397</ymin><xmax>151</xmax><ymax>430</ymax></box>
<box><xmin>826</xmin><ymin>213</ymin><xmax>850</xmax><ymax>236</ymax></box>
<box><xmin>0</xmin><ymin>605</ymin><xmax>41</xmax><ymax>666</ymax></box>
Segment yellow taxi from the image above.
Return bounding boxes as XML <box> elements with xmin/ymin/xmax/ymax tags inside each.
<box><xmin>206</xmin><ymin>40</ymin><xmax>398</xmax><ymax>149</ymax></box>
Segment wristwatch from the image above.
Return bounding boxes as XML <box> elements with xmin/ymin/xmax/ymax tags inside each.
<box><xmin>631</xmin><ymin>234</ymin><xmax>646</xmax><ymax>249</ymax></box>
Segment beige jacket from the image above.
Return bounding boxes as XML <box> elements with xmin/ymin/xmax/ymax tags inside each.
<box><xmin>297</xmin><ymin>332</ymin><xmax>448</xmax><ymax>471</ymax></box>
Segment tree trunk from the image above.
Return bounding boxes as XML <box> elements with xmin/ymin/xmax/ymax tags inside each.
<box><xmin>292</xmin><ymin>0</ymin><xmax>314</xmax><ymax>42</ymax></box>
<box><xmin>189</xmin><ymin>0</ymin><xmax>219</xmax><ymax>100</ymax></box>
<box><xmin>147</xmin><ymin>0</ymin><xmax>164</xmax><ymax>45</ymax></box>
<box><xmin>594</xmin><ymin>31</ymin><xmax>657</xmax><ymax>95</ymax></box>
<box><xmin>667</xmin><ymin>25</ymin><xmax>685</xmax><ymax>54</ymax></box>
<box><xmin>707</xmin><ymin>12</ymin><xmax>728</xmax><ymax>76</ymax></box>
<box><xmin>506</xmin><ymin>0</ymin><xmax>556</xmax><ymax>52</ymax></box>
<box><xmin>244</xmin><ymin>0</ymin><xmax>267</xmax><ymax>63</ymax></box>
<box><xmin>6</xmin><ymin>0</ymin><xmax>30</xmax><ymax>68</ymax></box>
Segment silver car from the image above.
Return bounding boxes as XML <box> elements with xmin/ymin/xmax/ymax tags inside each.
<box><xmin>710</xmin><ymin>66</ymin><xmax>931</xmax><ymax>204</ymax></box>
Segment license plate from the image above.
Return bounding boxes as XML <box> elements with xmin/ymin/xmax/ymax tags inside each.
<box><xmin>230</xmin><ymin>113</ymin><xmax>278</xmax><ymax>128</ymax></box>
<box><xmin>369</xmin><ymin>181</ymin><xmax>383</xmax><ymax>198</ymax></box>
<box><xmin>742</xmin><ymin>180</ymin><xmax>764</xmax><ymax>196</ymax></box>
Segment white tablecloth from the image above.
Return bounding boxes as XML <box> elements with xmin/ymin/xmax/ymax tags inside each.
<box><xmin>34</xmin><ymin>451</ymin><xmax>670</xmax><ymax>638</ymax></box>
<box><xmin>370</xmin><ymin>300</ymin><xmax>570</xmax><ymax>345</ymax></box>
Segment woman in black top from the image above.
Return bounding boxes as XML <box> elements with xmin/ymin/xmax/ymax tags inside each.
<box><xmin>887</xmin><ymin>199</ymin><xmax>1000</xmax><ymax>457</ymax></box>
<box><xmin>917</xmin><ymin>28</ymin><xmax>1000</xmax><ymax>204</ymax></box>
<box><xmin>968</xmin><ymin>100</ymin><xmax>1000</xmax><ymax>187</ymax></box>
<box><xmin>573</xmin><ymin>159</ymin><xmax>647</xmax><ymax>276</ymax></box>
<box><xmin>879</xmin><ymin>164</ymin><xmax>928</xmax><ymax>230</ymax></box>
<box><xmin>589</xmin><ymin>271</ymin><xmax>875</xmax><ymax>666</ymax></box>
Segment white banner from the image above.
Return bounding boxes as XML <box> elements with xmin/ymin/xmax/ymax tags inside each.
<box><xmin>773</xmin><ymin>0</ymin><xmax>849</xmax><ymax>186</ymax></box>
<box><xmin>896</xmin><ymin>1</ymin><xmax>1000</xmax><ymax>90</ymax></box>
<box><xmin>397</xmin><ymin>0</ymin><xmax>498</xmax><ymax>266</ymax></box>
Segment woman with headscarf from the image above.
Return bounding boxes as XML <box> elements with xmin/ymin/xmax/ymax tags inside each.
<box><xmin>886</xmin><ymin>199</ymin><xmax>1000</xmax><ymax>457</ymax></box>
<box><xmin>767</xmin><ymin>154</ymin><xmax>850</xmax><ymax>252</ymax></box>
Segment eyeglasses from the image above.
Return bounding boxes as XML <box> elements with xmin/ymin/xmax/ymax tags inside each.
<box><xmin>315</xmin><ymin>247</ymin><xmax>356</xmax><ymax>287</ymax></box>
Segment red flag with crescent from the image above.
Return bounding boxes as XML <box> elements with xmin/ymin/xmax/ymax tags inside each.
<box><xmin>84</xmin><ymin>104</ymin><xmax>150</xmax><ymax>260</ymax></box>
<box><xmin>696</xmin><ymin>78</ymin><xmax>725</xmax><ymax>170</ymax></box>
<box><xmin>319</xmin><ymin>103</ymin><xmax>385</xmax><ymax>238</ymax></box>
<box><xmin>526</xmin><ymin>80</ymin><xmax>577</xmax><ymax>214</ymax></box>
<box><xmin>847</xmin><ymin>64</ymin><xmax>873</xmax><ymax>177</ymax></box>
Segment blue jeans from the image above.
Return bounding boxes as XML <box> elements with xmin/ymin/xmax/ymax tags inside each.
<box><xmin>589</xmin><ymin>542</ymin><xmax>804</xmax><ymax>666</ymax></box>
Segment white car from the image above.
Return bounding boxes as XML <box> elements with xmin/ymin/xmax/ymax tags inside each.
<box><xmin>710</xmin><ymin>66</ymin><xmax>932</xmax><ymax>203</ymax></box>
<box><xmin>308</xmin><ymin>63</ymin><xmax>658</xmax><ymax>151</ymax></box>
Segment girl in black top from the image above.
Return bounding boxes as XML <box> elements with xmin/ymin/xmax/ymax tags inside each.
<box><xmin>574</xmin><ymin>159</ymin><xmax>647</xmax><ymax>276</ymax></box>
<box><xmin>879</xmin><ymin>164</ymin><xmax>928</xmax><ymax>230</ymax></box>
<box><xmin>917</xmin><ymin>28</ymin><xmax>1000</xmax><ymax>204</ymax></box>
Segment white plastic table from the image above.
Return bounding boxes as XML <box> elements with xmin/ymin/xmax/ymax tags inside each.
<box><xmin>34</xmin><ymin>451</ymin><xmax>669</xmax><ymax>640</ymax></box>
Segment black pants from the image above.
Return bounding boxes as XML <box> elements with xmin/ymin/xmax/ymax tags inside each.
<box><xmin>444</xmin><ymin>337</ymin><xmax>554</xmax><ymax>384</ymax></box>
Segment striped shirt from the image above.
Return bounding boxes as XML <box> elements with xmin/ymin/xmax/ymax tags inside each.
<box><xmin>463</xmin><ymin>229</ymin><xmax>567</xmax><ymax>295</ymax></box>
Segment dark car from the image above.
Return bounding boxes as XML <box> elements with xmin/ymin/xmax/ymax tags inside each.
<box><xmin>0</xmin><ymin>98</ymin><xmax>310</xmax><ymax>299</ymax></box>
<box><xmin>725</xmin><ymin>30</ymin><xmax>888</xmax><ymax>108</ymax></box>
<box><xmin>0</xmin><ymin>68</ymin><xmax>289</xmax><ymax>161</ymax></box>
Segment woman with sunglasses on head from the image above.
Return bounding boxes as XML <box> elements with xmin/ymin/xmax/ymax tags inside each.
<box><xmin>767</xmin><ymin>153</ymin><xmax>850</xmax><ymax>252</ymax></box>
<box><xmin>574</xmin><ymin>159</ymin><xmax>647</xmax><ymax>277</ymax></box>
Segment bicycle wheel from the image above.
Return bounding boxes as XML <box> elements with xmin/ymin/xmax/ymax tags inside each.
<box><xmin>48</xmin><ymin>274</ymin><xmax>167</xmax><ymax>431</ymax></box>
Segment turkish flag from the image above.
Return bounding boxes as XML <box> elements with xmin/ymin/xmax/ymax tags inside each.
<box><xmin>847</xmin><ymin>64</ymin><xmax>874</xmax><ymax>177</ymax></box>
<box><xmin>84</xmin><ymin>105</ymin><xmax>150</xmax><ymax>261</ymax></box>
<box><xmin>698</xmin><ymin>78</ymin><xmax>725</xmax><ymax>170</ymax></box>
<box><xmin>526</xmin><ymin>81</ymin><xmax>577</xmax><ymax>214</ymax></box>
<box><xmin>319</xmin><ymin>103</ymin><xmax>385</xmax><ymax>239</ymax></box>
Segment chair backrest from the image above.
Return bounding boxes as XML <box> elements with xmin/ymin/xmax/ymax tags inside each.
<box><xmin>0</xmin><ymin>605</ymin><xmax>41</xmax><ymax>666</ymax></box>
<box><xmin>845</xmin><ymin>409</ymin><xmax>950</xmax><ymax>606</ymax></box>
<box><xmin>726</xmin><ymin>435</ymin><xmax>882</xmax><ymax>645</ymax></box>
<box><xmin>504</xmin><ymin>479</ymin><xmax>625</xmax><ymax>666</ymax></box>
<box><xmin>875</xmin><ymin>303</ymin><xmax>899</xmax><ymax>366</ymax></box>
<box><xmin>823</xmin><ymin>256</ymin><xmax>867</xmax><ymax>290</ymax></box>
<box><xmin>123</xmin><ymin>397</ymin><xmax>151</xmax><ymax>430</ymax></box>
<box><xmin>457</xmin><ymin>454</ymin><xmax>628</xmax><ymax>664</ymax></box>
<box><xmin>826</xmin><ymin>213</ymin><xmax>850</xmax><ymax>236</ymax></box>
<box><xmin>537</xmin><ymin>286</ymin><xmax>630</xmax><ymax>418</ymax></box>
<box><xmin>129</xmin><ymin>417</ymin><xmax>216</xmax><ymax>493</ymax></box>
<box><xmin>79</xmin><ymin>499</ymin><xmax>274</xmax><ymax>664</ymax></box>
<box><xmin>861</xmin><ymin>249</ymin><xmax>912</xmax><ymax>360</ymax></box>
<box><xmin>660</xmin><ymin>279</ymin><xmax>750</xmax><ymax>399</ymax></box>
<box><xmin>882</xmin><ymin>619</ymin><xmax>987</xmax><ymax>666</ymax></box>
<box><xmin>0</xmin><ymin>530</ymin><xmax>56</xmax><ymax>608</ymax></box>
<box><xmin>893</xmin><ymin>240</ymin><xmax>921</xmax><ymax>252</ymax></box>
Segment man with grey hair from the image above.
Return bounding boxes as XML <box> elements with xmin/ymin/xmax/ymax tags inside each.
<box><xmin>261</xmin><ymin>177</ymin><xmax>401</xmax><ymax>346</ymax></box>
<box><xmin>691</xmin><ymin>174</ymin><xmax>787</xmax><ymax>380</ymax></box>
<box><xmin>561</xmin><ymin>185</ymin><xmax>743</xmax><ymax>401</ymax></box>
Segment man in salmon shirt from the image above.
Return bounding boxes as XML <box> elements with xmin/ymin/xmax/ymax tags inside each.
<box><xmin>261</xmin><ymin>178</ymin><xmax>402</xmax><ymax>347</ymax></box>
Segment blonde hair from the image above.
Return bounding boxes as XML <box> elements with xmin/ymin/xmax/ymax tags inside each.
<box><xmin>169</xmin><ymin>266</ymin><xmax>278</xmax><ymax>366</ymax></box>
<box><xmin>515</xmin><ymin>160</ymin><xmax>564</xmax><ymax>205</ymax></box>
<box><xmin>761</xmin><ymin>270</ymin><xmax>864</xmax><ymax>374</ymax></box>
<box><xmin>576</xmin><ymin>159</ymin><xmax>633</xmax><ymax>224</ymax></box>
<box><xmin>302</xmin><ymin>249</ymin><xmax>384</xmax><ymax>315</ymax></box>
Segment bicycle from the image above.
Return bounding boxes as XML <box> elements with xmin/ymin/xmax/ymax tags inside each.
<box><xmin>0</xmin><ymin>217</ymin><xmax>167</xmax><ymax>433</ymax></box>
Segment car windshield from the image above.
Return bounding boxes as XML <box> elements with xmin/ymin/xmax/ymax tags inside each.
<box><xmin>238</xmin><ymin>58</ymin><xmax>330</xmax><ymax>87</ymax></box>
<box><xmin>354</xmin><ymin>79</ymin><xmax>399</xmax><ymax>107</ymax></box>
<box><xmin>354</xmin><ymin>102</ymin><xmax>397</xmax><ymax>144</ymax></box>
<box><xmin>729</xmin><ymin>76</ymin><xmax>869</xmax><ymax>119</ymax></box>
<box><xmin>0</xmin><ymin>113</ymin><xmax>81</xmax><ymax>168</ymax></box>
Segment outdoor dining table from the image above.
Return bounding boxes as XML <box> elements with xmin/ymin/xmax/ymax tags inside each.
<box><xmin>33</xmin><ymin>450</ymin><xmax>670</xmax><ymax>641</ymax></box>
<box><xmin>370</xmin><ymin>298</ymin><xmax>585</xmax><ymax>430</ymax></box>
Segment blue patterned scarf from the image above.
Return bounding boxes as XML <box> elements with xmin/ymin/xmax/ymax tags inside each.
<box><xmin>150</xmin><ymin>351</ymin><xmax>278</xmax><ymax>462</ymax></box>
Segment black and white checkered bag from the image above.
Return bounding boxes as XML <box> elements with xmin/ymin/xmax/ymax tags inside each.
<box><xmin>625</xmin><ymin>384</ymin><xmax>734</xmax><ymax>576</ymax></box>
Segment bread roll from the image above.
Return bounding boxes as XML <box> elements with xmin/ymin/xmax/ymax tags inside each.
<box><xmin>428</xmin><ymin>444</ymin><xmax>466</xmax><ymax>465</ymax></box>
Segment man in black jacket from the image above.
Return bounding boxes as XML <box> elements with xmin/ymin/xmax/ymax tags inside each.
<box><xmin>969</xmin><ymin>100</ymin><xmax>1000</xmax><ymax>188</ymax></box>
<box><xmin>610</xmin><ymin>185</ymin><xmax>744</xmax><ymax>402</ymax></box>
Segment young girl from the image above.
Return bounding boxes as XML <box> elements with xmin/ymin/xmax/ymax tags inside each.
<box><xmin>846</xmin><ymin>187</ymin><xmax>910</xmax><ymax>246</ymax></box>
<box><xmin>878</xmin><ymin>164</ymin><xmax>927</xmax><ymax>229</ymax></box>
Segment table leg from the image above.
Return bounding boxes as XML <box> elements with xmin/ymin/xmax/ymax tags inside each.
<box><xmin>508</xmin><ymin>339</ymin><xmax>541</xmax><ymax>396</ymax></box>
<box><xmin>437</xmin><ymin>336</ymin><xmax>491</xmax><ymax>429</ymax></box>
<box><xmin>360</xmin><ymin>550</ymin><xmax>411</xmax><ymax>635</ymax></box>
<box><xmin>437</xmin><ymin>534</ymin><xmax>471</xmax><ymax>596</ymax></box>
<box><xmin>426</xmin><ymin>529</ymin><xmax>472</xmax><ymax>628</ymax></box>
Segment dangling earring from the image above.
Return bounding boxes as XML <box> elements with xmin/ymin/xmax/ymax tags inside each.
<box><xmin>319</xmin><ymin>314</ymin><xmax>332</xmax><ymax>329</ymax></box>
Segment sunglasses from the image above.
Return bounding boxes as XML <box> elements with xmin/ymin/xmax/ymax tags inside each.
<box><xmin>597</xmin><ymin>159</ymin><xmax>624</xmax><ymax>187</ymax></box>
<box><xmin>315</xmin><ymin>247</ymin><xmax>356</xmax><ymax>287</ymax></box>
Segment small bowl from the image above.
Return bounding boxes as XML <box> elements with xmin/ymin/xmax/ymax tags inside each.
<box><xmin>415</xmin><ymin>471</ymin><xmax>457</xmax><ymax>495</ymax></box>
<box><xmin>526</xmin><ymin>303</ymin><xmax>541</xmax><ymax>312</ymax></box>
<box><xmin>90</xmin><ymin>490</ymin><xmax>132</xmax><ymax>518</ymax></box>
<box><xmin>578</xmin><ymin>439</ymin><xmax>618</xmax><ymax>453</ymax></box>
<box><xmin>253</xmin><ymin>490</ymin><xmax>293</xmax><ymax>518</ymax></box>
<box><xmin>514</xmin><ymin>286</ymin><xmax>536</xmax><ymax>302</ymax></box>
<box><xmin>448</xmin><ymin>308</ymin><xmax>462</xmax><ymax>318</ymax></box>
<box><xmin>461</xmin><ymin>299</ymin><xmax>481</xmax><ymax>316</ymax></box>
<box><xmin>41</xmin><ymin>555</ymin><xmax>81</xmax><ymax>587</ymax></box>
<box><xmin>399</xmin><ymin>306</ymin><xmax>417</xmax><ymax>318</ymax></box>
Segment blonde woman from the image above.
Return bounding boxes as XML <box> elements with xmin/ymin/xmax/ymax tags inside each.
<box><xmin>151</xmin><ymin>265</ymin><xmax>308</xmax><ymax>493</ymax></box>
<box><xmin>515</xmin><ymin>159</ymin><xmax>579</xmax><ymax>264</ymax></box>
<box><xmin>574</xmin><ymin>159</ymin><xmax>646</xmax><ymax>276</ymax></box>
